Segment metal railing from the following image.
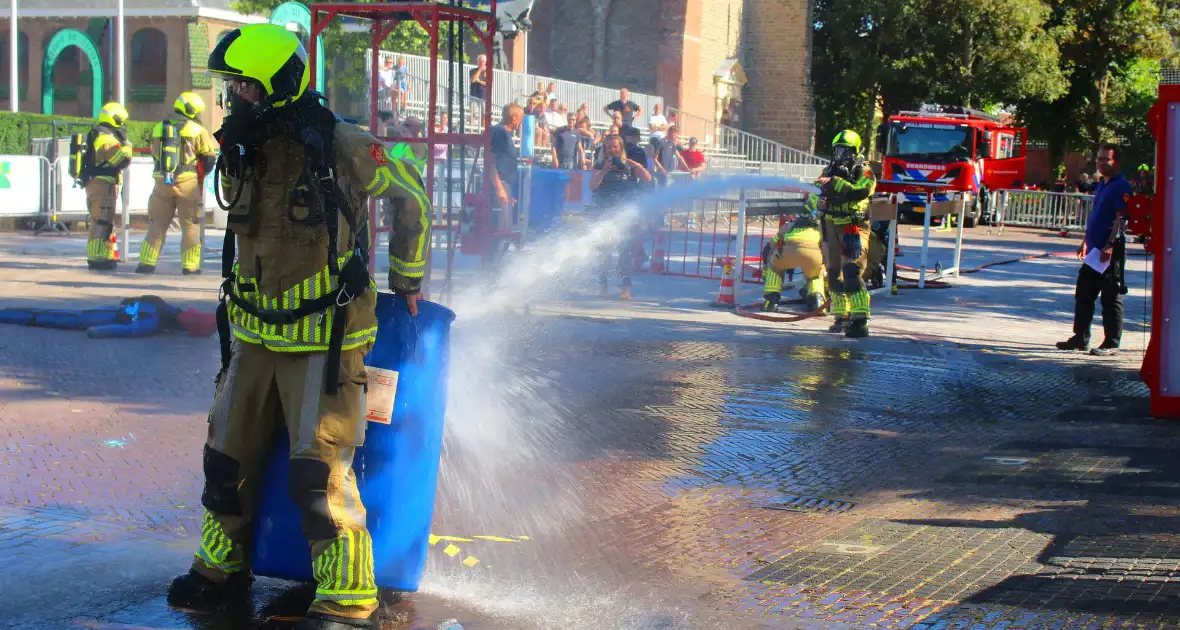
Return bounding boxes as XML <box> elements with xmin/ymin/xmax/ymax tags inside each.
<box><xmin>990</xmin><ymin>189</ymin><xmax>1094</xmax><ymax>233</ymax></box>
<box><xmin>667</xmin><ymin>107</ymin><xmax>827</xmax><ymax>168</ymax></box>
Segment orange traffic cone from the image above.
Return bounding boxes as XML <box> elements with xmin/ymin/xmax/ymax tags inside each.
<box><xmin>110</xmin><ymin>233</ymin><xmax>120</xmax><ymax>262</ymax></box>
<box><xmin>712</xmin><ymin>258</ymin><xmax>735</xmax><ymax>307</ymax></box>
<box><xmin>650</xmin><ymin>231</ymin><xmax>666</xmax><ymax>274</ymax></box>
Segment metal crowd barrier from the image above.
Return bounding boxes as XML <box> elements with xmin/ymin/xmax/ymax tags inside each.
<box><xmin>990</xmin><ymin>188</ymin><xmax>1094</xmax><ymax>234</ymax></box>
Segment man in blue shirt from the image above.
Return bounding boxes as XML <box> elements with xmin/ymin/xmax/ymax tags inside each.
<box><xmin>1057</xmin><ymin>144</ymin><xmax>1132</xmax><ymax>356</ymax></box>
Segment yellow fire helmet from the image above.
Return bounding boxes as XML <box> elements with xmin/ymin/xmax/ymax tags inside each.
<box><xmin>98</xmin><ymin>102</ymin><xmax>129</xmax><ymax>128</ymax></box>
<box><xmin>832</xmin><ymin>129</ymin><xmax>862</xmax><ymax>153</ymax></box>
<box><xmin>173</xmin><ymin>92</ymin><xmax>206</xmax><ymax>120</ymax></box>
<box><xmin>208</xmin><ymin>23</ymin><xmax>310</xmax><ymax>109</ymax></box>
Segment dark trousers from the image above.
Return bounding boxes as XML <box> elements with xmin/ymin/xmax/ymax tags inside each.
<box><xmin>1073</xmin><ymin>243</ymin><xmax>1125</xmax><ymax>347</ymax></box>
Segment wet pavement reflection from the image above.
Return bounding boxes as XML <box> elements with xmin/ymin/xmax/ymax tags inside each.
<box><xmin>0</xmin><ymin>318</ymin><xmax>1167</xmax><ymax>630</ymax></box>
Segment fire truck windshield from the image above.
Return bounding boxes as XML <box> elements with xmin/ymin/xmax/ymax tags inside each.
<box><xmin>887</xmin><ymin>122</ymin><xmax>972</xmax><ymax>163</ymax></box>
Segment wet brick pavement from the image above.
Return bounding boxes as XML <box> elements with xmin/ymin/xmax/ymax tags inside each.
<box><xmin>0</xmin><ymin>228</ymin><xmax>1173</xmax><ymax>630</ymax></box>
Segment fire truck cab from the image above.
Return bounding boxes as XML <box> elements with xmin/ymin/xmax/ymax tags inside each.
<box><xmin>877</xmin><ymin>104</ymin><xmax>1028</xmax><ymax>227</ymax></box>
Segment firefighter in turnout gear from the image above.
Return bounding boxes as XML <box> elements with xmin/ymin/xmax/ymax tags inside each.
<box><xmin>165</xmin><ymin>24</ymin><xmax>432</xmax><ymax>630</ymax></box>
<box><xmin>761</xmin><ymin>193</ymin><xmax>826</xmax><ymax>313</ymax></box>
<box><xmin>82</xmin><ymin>102</ymin><xmax>134</xmax><ymax>271</ymax></box>
<box><xmin>136</xmin><ymin>92</ymin><xmax>218</xmax><ymax>275</ymax></box>
<box><xmin>819</xmin><ymin>130</ymin><xmax>876</xmax><ymax>338</ymax></box>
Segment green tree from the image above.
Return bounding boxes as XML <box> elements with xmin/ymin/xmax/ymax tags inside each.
<box><xmin>1014</xmin><ymin>0</ymin><xmax>1176</xmax><ymax>169</ymax></box>
<box><xmin>812</xmin><ymin>0</ymin><xmax>1064</xmax><ymax>157</ymax></box>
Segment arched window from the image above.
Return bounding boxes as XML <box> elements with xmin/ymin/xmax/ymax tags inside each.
<box><xmin>46</xmin><ymin>31</ymin><xmax>82</xmax><ymax>103</ymax></box>
<box><xmin>0</xmin><ymin>31</ymin><xmax>29</xmax><ymax>101</ymax></box>
<box><xmin>130</xmin><ymin>28</ymin><xmax>168</xmax><ymax>102</ymax></box>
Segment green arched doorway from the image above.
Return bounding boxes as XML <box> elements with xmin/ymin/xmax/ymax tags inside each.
<box><xmin>42</xmin><ymin>28</ymin><xmax>104</xmax><ymax>117</ymax></box>
<box><xmin>269</xmin><ymin>2</ymin><xmax>326</xmax><ymax>94</ymax></box>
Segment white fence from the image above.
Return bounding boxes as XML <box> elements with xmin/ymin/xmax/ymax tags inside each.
<box><xmin>990</xmin><ymin>189</ymin><xmax>1094</xmax><ymax>232</ymax></box>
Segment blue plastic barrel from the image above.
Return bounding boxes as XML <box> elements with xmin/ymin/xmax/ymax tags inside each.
<box><xmin>252</xmin><ymin>293</ymin><xmax>455</xmax><ymax>591</ymax></box>
<box><xmin>520</xmin><ymin>114</ymin><xmax>536</xmax><ymax>159</ymax></box>
<box><xmin>528</xmin><ymin>169</ymin><xmax>572</xmax><ymax>233</ymax></box>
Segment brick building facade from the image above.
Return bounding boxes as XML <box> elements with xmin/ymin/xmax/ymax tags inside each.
<box><xmin>526</xmin><ymin>0</ymin><xmax>815</xmax><ymax>152</ymax></box>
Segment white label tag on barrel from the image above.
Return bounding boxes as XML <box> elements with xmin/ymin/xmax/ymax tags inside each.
<box><xmin>365</xmin><ymin>367</ymin><xmax>400</xmax><ymax>424</ymax></box>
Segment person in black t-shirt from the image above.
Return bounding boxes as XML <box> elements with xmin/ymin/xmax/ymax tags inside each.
<box><xmin>603</xmin><ymin>88</ymin><xmax>642</xmax><ymax>128</ymax></box>
<box><xmin>552</xmin><ymin>114</ymin><xmax>587</xmax><ymax>170</ymax></box>
<box><xmin>469</xmin><ymin>54</ymin><xmax>487</xmax><ymax>99</ymax></box>
<box><xmin>490</xmin><ymin>104</ymin><xmax>524</xmax><ymax>229</ymax></box>
<box><xmin>589</xmin><ymin>134</ymin><xmax>652</xmax><ymax>300</ymax></box>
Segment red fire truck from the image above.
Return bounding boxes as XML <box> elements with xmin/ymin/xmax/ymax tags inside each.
<box><xmin>877</xmin><ymin>104</ymin><xmax>1028</xmax><ymax>227</ymax></box>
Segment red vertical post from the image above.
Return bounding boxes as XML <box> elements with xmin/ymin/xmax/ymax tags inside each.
<box><xmin>424</xmin><ymin>9</ymin><xmax>441</xmax><ymax>300</ymax></box>
<box><xmin>367</xmin><ymin>20</ymin><xmax>383</xmax><ymax>276</ymax></box>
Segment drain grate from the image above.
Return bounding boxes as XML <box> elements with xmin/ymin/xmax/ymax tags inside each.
<box><xmin>760</xmin><ymin>495</ymin><xmax>855</xmax><ymax>514</ymax></box>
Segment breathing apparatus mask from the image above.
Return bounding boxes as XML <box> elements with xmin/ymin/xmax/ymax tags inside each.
<box><xmin>832</xmin><ymin>144</ymin><xmax>857</xmax><ymax>169</ymax></box>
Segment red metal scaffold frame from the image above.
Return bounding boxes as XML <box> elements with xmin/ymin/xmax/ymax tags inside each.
<box><xmin>1133</xmin><ymin>81</ymin><xmax>1180</xmax><ymax>418</ymax></box>
<box><xmin>307</xmin><ymin>1</ymin><xmax>498</xmax><ymax>282</ymax></box>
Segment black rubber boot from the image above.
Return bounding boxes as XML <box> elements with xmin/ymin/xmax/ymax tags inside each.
<box><xmin>845</xmin><ymin>319</ymin><xmax>870</xmax><ymax>338</ymax></box>
<box><xmin>295</xmin><ymin>612</ymin><xmax>377</xmax><ymax>629</ymax></box>
<box><xmin>166</xmin><ymin>569</ymin><xmax>252</xmax><ymax>611</ymax></box>
<box><xmin>806</xmin><ymin>292</ymin><xmax>824</xmax><ymax>313</ymax></box>
<box><xmin>761</xmin><ymin>292</ymin><xmax>780</xmax><ymax>312</ymax></box>
<box><xmin>135</xmin><ymin>264</ymin><xmax>155</xmax><ymax>275</ymax></box>
<box><xmin>829</xmin><ymin>317</ymin><xmax>849</xmax><ymax>333</ymax></box>
<box><xmin>183</xmin><ymin>268</ymin><xmax>203</xmax><ymax>276</ymax></box>
<box><xmin>88</xmin><ymin>260</ymin><xmax>118</xmax><ymax>272</ymax></box>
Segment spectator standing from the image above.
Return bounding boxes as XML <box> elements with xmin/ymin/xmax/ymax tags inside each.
<box><xmin>575</xmin><ymin>117</ymin><xmax>598</xmax><ymax>165</ymax></box>
<box><xmin>576</xmin><ymin>103</ymin><xmax>590</xmax><ymax>123</ymax></box>
<box><xmin>392</xmin><ymin>55</ymin><xmax>411</xmax><ymax>114</ymax></box>
<box><xmin>1056</xmin><ymin>144</ymin><xmax>1132</xmax><ymax>356</ymax></box>
<box><xmin>594</xmin><ymin>124</ymin><xmax>621</xmax><ymax>167</ymax></box>
<box><xmin>589</xmin><ymin>134</ymin><xmax>653</xmax><ymax>300</ymax></box>
<box><xmin>528</xmin><ymin>95</ymin><xmax>549</xmax><ymax>148</ymax></box>
<box><xmin>681</xmin><ymin>137</ymin><xmax>707</xmax><ymax>178</ymax></box>
<box><xmin>620</xmin><ymin>125</ymin><xmax>649</xmax><ymax>170</ymax></box>
<box><xmin>491</xmin><ymin>104</ymin><xmax>524</xmax><ymax>230</ymax></box>
<box><xmin>545</xmin><ymin>101</ymin><xmax>565</xmax><ymax>131</ymax></box>
<box><xmin>552</xmin><ymin>114</ymin><xmax>587</xmax><ymax>171</ymax></box>
<box><xmin>546</xmin><ymin>82</ymin><xmax>558</xmax><ymax>102</ymax></box>
<box><xmin>653</xmin><ymin>125</ymin><xmax>689</xmax><ymax>187</ymax></box>
<box><xmin>469</xmin><ymin>55</ymin><xmax>488</xmax><ymax>99</ymax></box>
<box><xmin>647</xmin><ymin>103</ymin><xmax>669</xmax><ymax>154</ymax></box>
<box><xmin>378</xmin><ymin>57</ymin><xmax>396</xmax><ymax>116</ymax></box>
<box><xmin>432</xmin><ymin>112</ymin><xmax>449</xmax><ymax>163</ymax></box>
<box><xmin>605</xmin><ymin>88</ymin><xmax>642</xmax><ymax>128</ymax></box>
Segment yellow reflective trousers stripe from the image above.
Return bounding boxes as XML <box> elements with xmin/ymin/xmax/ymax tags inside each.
<box><xmin>87</xmin><ymin>238</ymin><xmax>114</xmax><ymax>261</ymax></box>
<box><xmin>312</xmin><ymin>529</ymin><xmax>378</xmax><ymax>607</ymax></box>
<box><xmin>182</xmin><ymin>245</ymin><xmax>202</xmax><ymax>270</ymax></box>
<box><xmin>849</xmin><ymin>289</ymin><xmax>871</xmax><ymax>317</ymax></box>
<box><xmin>830</xmin><ymin>293</ymin><xmax>850</xmax><ymax>317</ymax></box>
<box><xmin>195</xmin><ymin>510</ymin><xmax>243</xmax><ymax>574</ymax></box>
<box><xmin>227</xmin><ymin>254</ymin><xmax>377</xmax><ymax>352</ymax></box>
<box><xmin>139</xmin><ymin>241</ymin><xmax>161</xmax><ymax>266</ymax></box>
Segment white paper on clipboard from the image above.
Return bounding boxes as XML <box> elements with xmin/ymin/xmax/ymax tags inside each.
<box><xmin>365</xmin><ymin>367</ymin><xmax>400</xmax><ymax>424</ymax></box>
<box><xmin>1083</xmin><ymin>247</ymin><xmax>1111</xmax><ymax>274</ymax></box>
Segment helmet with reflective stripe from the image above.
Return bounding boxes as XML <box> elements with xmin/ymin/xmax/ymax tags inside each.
<box><xmin>99</xmin><ymin>102</ymin><xmax>129</xmax><ymax>128</ymax></box>
<box><xmin>207</xmin><ymin>23</ymin><xmax>309</xmax><ymax>108</ymax></box>
<box><xmin>173</xmin><ymin>92</ymin><xmax>206</xmax><ymax>120</ymax></box>
<box><xmin>832</xmin><ymin>129</ymin><xmax>862</xmax><ymax>153</ymax></box>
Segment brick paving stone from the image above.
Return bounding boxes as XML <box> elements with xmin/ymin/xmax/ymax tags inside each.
<box><xmin>0</xmin><ymin>229</ymin><xmax>1174</xmax><ymax>629</ymax></box>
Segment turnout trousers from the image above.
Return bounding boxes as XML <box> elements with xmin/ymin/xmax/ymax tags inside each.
<box><xmin>822</xmin><ymin>218</ymin><xmax>872</xmax><ymax>321</ymax></box>
<box><xmin>85</xmin><ymin>180</ymin><xmax>119</xmax><ymax>263</ymax></box>
<box><xmin>140</xmin><ymin>179</ymin><xmax>203</xmax><ymax>271</ymax></box>
<box><xmin>193</xmin><ymin>341</ymin><xmax>378</xmax><ymax>621</ymax></box>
